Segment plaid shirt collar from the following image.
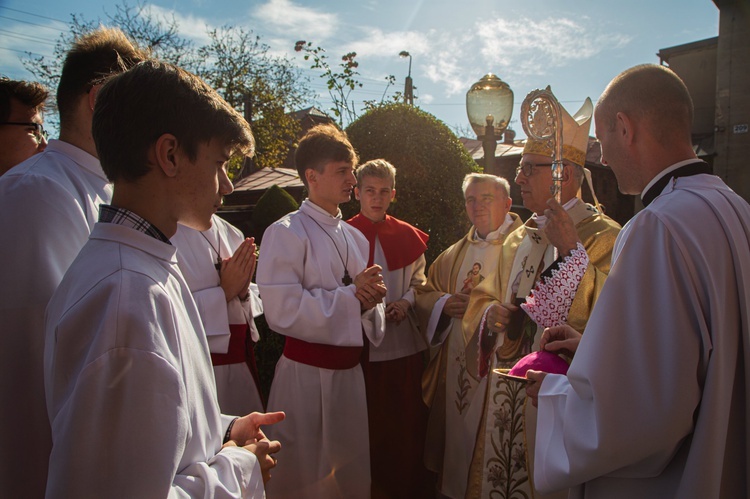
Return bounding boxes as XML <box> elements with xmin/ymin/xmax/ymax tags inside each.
<box><xmin>98</xmin><ymin>205</ymin><xmax>172</xmax><ymax>245</ymax></box>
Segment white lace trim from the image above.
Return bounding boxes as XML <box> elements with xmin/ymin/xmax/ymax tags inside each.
<box><xmin>521</xmin><ymin>242</ymin><xmax>589</xmax><ymax>328</ymax></box>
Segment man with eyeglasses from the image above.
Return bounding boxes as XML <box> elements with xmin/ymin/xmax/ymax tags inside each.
<box><xmin>0</xmin><ymin>77</ymin><xmax>49</xmax><ymax>176</ymax></box>
<box><xmin>462</xmin><ymin>95</ymin><xmax>621</xmax><ymax>499</ymax></box>
<box><xmin>0</xmin><ymin>28</ymin><xmax>147</xmax><ymax>497</ymax></box>
<box><xmin>415</xmin><ymin>173</ymin><xmax>522</xmax><ymax>499</ymax></box>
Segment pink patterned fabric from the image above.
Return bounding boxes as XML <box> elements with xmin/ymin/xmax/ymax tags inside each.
<box><xmin>521</xmin><ymin>242</ymin><xmax>588</xmax><ymax>328</ymax></box>
<box><xmin>509</xmin><ymin>350</ymin><xmax>569</xmax><ymax>377</ymax></box>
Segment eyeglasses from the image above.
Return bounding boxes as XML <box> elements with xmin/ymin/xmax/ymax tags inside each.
<box><xmin>515</xmin><ymin>161</ymin><xmax>553</xmax><ymax>178</ymax></box>
<box><xmin>0</xmin><ymin>121</ymin><xmax>48</xmax><ymax>144</ymax></box>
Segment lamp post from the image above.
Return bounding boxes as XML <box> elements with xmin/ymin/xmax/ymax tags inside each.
<box><xmin>399</xmin><ymin>51</ymin><xmax>414</xmax><ymax>105</ymax></box>
<box><xmin>466</xmin><ymin>74</ymin><xmax>513</xmax><ymax>172</ymax></box>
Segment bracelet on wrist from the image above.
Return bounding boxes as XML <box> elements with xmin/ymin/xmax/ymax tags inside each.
<box><xmin>223</xmin><ymin>417</ymin><xmax>239</xmax><ymax>444</ymax></box>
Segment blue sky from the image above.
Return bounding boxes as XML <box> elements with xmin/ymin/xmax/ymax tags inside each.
<box><xmin>0</xmin><ymin>0</ymin><xmax>719</xmax><ymax>137</ymax></box>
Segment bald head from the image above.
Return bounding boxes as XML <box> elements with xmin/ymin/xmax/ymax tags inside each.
<box><xmin>597</xmin><ymin>64</ymin><xmax>693</xmax><ymax>145</ymax></box>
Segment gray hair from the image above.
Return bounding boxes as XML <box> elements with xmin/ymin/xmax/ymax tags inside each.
<box><xmin>461</xmin><ymin>173</ymin><xmax>511</xmax><ymax>197</ymax></box>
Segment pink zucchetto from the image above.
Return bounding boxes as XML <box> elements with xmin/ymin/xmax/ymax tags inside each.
<box><xmin>509</xmin><ymin>350</ymin><xmax>570</xmax><ymax>377</ymax></box>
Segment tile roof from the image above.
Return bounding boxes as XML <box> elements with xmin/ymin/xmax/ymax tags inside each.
<box><xmin>233</xmin><ymin>167</ymin><xmax>304</xmax><ymax>192</ymax></box>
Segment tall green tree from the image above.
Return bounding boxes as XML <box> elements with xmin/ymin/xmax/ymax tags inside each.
<box><xmin>198</xmin><ymin>26</ymin><xmax>308</xmax><ymax>174</ymax></box>
<box><xmin>20</xmin><ymin>2</ymin><xmax>313</xmax><ymax>178</ymax></box>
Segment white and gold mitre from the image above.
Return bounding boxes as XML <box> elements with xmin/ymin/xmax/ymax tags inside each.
<box><xmin>522</xmin><ymin>88</ymin><xmax>593</xmax><ymax>168</ymax></box>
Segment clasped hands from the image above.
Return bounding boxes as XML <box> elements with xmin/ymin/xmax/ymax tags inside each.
<box><xmin>220</xmin><ymin>237</ymin><xmax>256</xmax><ymax>302</ymax></box>
<box><xmin>385</xmin><ymin>299</ymin><xmax>410</xmax><ymax>324</ymax></box>
<box><xmin>354</xmin><ymin>264</ymin><xmax>387</xmax><ymax>311</ymax></box>
<box><xmin>222</xmin><ymin>411</ymin><xmax>285</xmax><ymax>483</ymax></box>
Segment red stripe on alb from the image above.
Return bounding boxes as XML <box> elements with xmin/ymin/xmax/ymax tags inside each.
<box><xmin>283</xmin><ymin>336</ymin><xmax>363</xmax><ymax>370</ymax></box>
<box><xmin>210</xmin><ymin>324</ymin><xmax>248</xmax><ymax>366</ymax></box>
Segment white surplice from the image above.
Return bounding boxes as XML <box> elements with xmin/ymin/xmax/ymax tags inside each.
<box><xmin>369</xmin><ymin>240</ymin><xmax>427</xmax><ymax>362</ymax></box>
<box><xmin>534</xmin><ymin>173</ymin><xmax>750</xmax><ymax>498</ymax></box>
<box><xmin>0</xmin><ymin>140</ymin><xmax>112</xmax><ymax>497</ymax></box>
<box><xmin>45</xmin><ymin>222</ymin><xmax>264</xmax><ymax>498</ymax></box>
<box><xmin>172</xmin><ymin>215</ymin><xmax>264</xmax><ymax>416</ymax></box>
<box><xmin>257</xmin><ymin>199</ymin><xmax>386</xmax><ymax>499</ymax></box>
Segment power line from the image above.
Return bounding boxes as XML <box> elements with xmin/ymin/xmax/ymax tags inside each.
<box><xmin>0</xmin><ymin>14</ymin><xmax>68</xmax><ymax>32</ymax></box>
<box><xmin>0</xmin><ymin>27</ymin><xmax>58</xmax><ymax>45</ymax></box>
<box><xmin>0</xmin><ymin>6</ymin><xmax>69</xmax><ymax>25</ymax></box>
<box><xmin>0</xmin><ymin>45</ymin><xmax>48</xmax><ymax>57</ymax></box>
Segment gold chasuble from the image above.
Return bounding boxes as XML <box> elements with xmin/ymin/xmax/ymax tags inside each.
<box><xmin>464</xmin><ymin>200</ymin><xmax>620</xmax><ymax>499</ymax></box>
<box><xmin>416</xmin><ymin>214</ymin><xmax>522</xmax><ymax>498</ymax></box>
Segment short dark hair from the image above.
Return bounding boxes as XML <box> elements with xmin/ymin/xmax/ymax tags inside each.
<box><xmin>93</xmin><ymin>60</ymin><xmax>254</xmax><ymax>183</ymax></box>
<box><xmin>57</xmin><ymin>27</ymin><xmax>148</xmax><ymax>128</ymax></box>
<box><xmin>0</xmin><ymin>77</ymin><xmax>48</xmax><ymax>121</ymax></box>
<box><xmin>295</xmin><ymin>124</ymin><xmax>358</xmax><ymax>187</ymax></box>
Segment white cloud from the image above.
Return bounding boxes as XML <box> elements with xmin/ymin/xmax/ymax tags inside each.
<box><xmin>140</xmin><ymin>4</ymin><xmax>213</xmax><ymax>46</ymax></box>
<box><xmin>253</xmin><ymin>0</ymin><xmax>338</xmax><ymax>41</ymax></box>
<box><xmin>346</xmin><ymin>27</ymin><xmax>430</xmax><ymax>59</ymax></box>
<box><xmin>419</xmin><ymin>93</ymin><xmax>434</xmax><ymax>104</ymax></box>
<box><xmin>476</xmin><ymin>16</ymin><xmax>631</xmax><ymax>76</ymax></box>
<box><xmin>421</xmin><ymin>32</ymin><xmax>478</xmax><ymax>96</ymax></box>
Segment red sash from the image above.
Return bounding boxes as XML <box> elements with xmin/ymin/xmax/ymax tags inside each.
<box><xmin>283</xmin><ymin>337</ymin><xmax>363</xmax><ymax>370</ymax></box>
<box><xmin>211</xmin><ymin>324</ymin><xmax>248</xmax><ymax>366</ymax></box>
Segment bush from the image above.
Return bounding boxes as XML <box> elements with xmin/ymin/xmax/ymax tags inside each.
<box><xmin>252</xmin><ymin>183</ymin><xmax>300</xmax><ymax>402</ymax></box>
<box><xmin>252</xmin><ymin>184</ymin><xmax>300</xmax><ymax>245</ymax></box>
<box><xmin>345</xmin><ymin>103</ymin><xmax>478</xmax><ymax>265</ymax></box>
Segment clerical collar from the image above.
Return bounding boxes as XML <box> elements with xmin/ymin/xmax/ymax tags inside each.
<box><xmin>531</xmin><ymin>197</ymin><xmax>580</xmax><ymax>230</ymax></box>
<box><xmin>641</xmin><ymin>159</ymin><xmax>711</xmax><ymax>207</ymax></box>
<box><xmin>473</xmin><ymin>213</ymin><xmax>515</xmax><ymax>242</ymax></box>
<box><xmin>303</xmin><ymin>198</ymin><xmax>343</xmax><ymax>221</ymax></box>
<box><xmin>98</xmin><ymin>204</ymin><xmax>171</xmax><ymax>244</ymax></box>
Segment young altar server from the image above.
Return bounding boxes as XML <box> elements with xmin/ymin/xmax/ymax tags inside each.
<box><xmin>44</xmin><ymin>60</ymin><xmax>283</xmax><ymax>498</ymax></box>
<box><xmin>172</xmin><ymin>216</ymin><xmax>266</xmax><ymax>416</ymax></box>
<box><xmin>347</xmin><ymin>159</ymin><xmax>434</xmax><ymax>498</ymax></box>
<box><xmin>257</xmin><ymin>124</ymin><xmax>387</xmax><ymax>498</ymax></box>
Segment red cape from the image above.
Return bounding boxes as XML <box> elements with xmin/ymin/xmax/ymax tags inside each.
<box><xmin>346</xmin><ymin>213</ymin><xmax>429</xmax><ymax>270</ymax></box>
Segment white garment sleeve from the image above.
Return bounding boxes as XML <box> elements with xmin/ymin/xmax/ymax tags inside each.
<box><xmin>46</xmin><ymin>348</ymin><xmax>264</xmax><ymax>498</ymax></box>
<box><xmin>534</xmin><ymin>212</ymin><xmax>703</xmax><ymax>493</ymax></box>
<box><xmin>402</xmin><ymin>254</ymin><xmax>427</xmax><ymax>306</ymax></box>
<box><xmin>192</xmin><ymin>285</ymin><xmax>232</xmax><ymax>353</ymax></box>
<box><xmin>426</xmin><ymin>294</ymin><xmax>451</xmax><ymax>346</ymax></box>
<box><xmin>257</xmin><ymin>222</ymin><xmax>371</xmax><ymax>346</ymax></box>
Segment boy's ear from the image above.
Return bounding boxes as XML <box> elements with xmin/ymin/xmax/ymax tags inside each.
<box><xmin>88</xmin><ymin>84</ymin><xmax>102</xmax><ymax>112</ymax></box>
<box><xmin>354</xmin><ymin>186</ymin><xmax>361</xmax><ymax>200</ymax></box>
<box><xmin>305</xmin><ymin>168</ymin><xmax>316</xmax><ymax>187</ymax></box>
<box><xmin>153</xmin><ymin>134</ymin><xmax>180</xmax><ymax>178</ymax></box>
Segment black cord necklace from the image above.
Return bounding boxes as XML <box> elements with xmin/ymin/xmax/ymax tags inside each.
<box><xmin>304</xmin><ymin>212</ymin><xmax>352</xmax><ymax>285</ymax></box>
<box><xmin>198</xmin><ymin>230</ymin><xmax>223</xmax><ymax>275</ymax></box>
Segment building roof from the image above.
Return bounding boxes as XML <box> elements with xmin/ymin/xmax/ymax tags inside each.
<box><xmin>290</xmin><ymin>106</ymin><xmax>333</xmax><ymax>122</ymax></box>
<box><xmin>459</xmin><ymin>137</ymin><xmax>524</xmax><ymax>160</ymax></box>
<box><xmin>657</xmin><ymin>37</ymin><xmax>718</xmax><ymax>63</ymax></box>
<box><xmin>233</xmin><ymin>167</ymin><xmax>304</xmax><ymax>192</ymax></box>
